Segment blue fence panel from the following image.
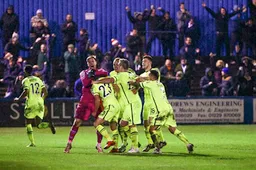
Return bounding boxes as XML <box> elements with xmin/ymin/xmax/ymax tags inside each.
<box><xmin>0</xmin><ymin>0</ymin><xmax>249</xmax><ymax>58</ymax></box>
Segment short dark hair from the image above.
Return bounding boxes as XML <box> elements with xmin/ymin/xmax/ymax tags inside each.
<box><xmin>143</xmin><ymin>55</ymin><xmax>152</xmax><ymax>62</ymax></box>
<box><xmin>24</xmin><ymin>65</ymin><xmax>33</xmax><ymax>75</ymax></box>
<box><xmin>119</xmin><ymin>59</ymin><xmax>129</xmax><ymax>70</ymax></box>
<box><xmin>150</xmin><ymin>70</ymin><xmax>159</xmax><ymax>80</ymax></box>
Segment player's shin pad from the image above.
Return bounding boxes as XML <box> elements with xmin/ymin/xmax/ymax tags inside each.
<box><xmin>144</xmin><ymin>126</ymin><xmax>154</xmax><ymax>145</ymax></box>
<box><xmin>174</xmin><ymin>129</ymin><xmax>189</xmax><ymax>145</ymax></box>
<box><xmin>26</xmin><ymin>124</ymin><xmax>35</xmax><ymax>144</ymax></box>
<box><xmin>130</xmin><ymin>127</ymin><xmax>138</xmax><ymax>148</ymax></box>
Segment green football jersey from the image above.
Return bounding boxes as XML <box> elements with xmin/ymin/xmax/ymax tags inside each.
<box><xmin>140</xmin><ymin>68</ymin><xmax>160</xmax><ymax>104</ymax></box>
<box><xmin>91</xmin><ymin>83</ymin><xmax>119</xmax><ymax>108</ymax></box>
<box><xmin>22</xmin><ymin>76</ymin><xmax>45</xmax><ymax>108</ymax></box>
<box><xmin>140</xmin><ymin>80</ymin><xmax>170</xmax><ymax>113</ymax></box>
<box><xmin>113</xmin><ymin>71</ymin><xmax>141</xmax><ymax>104</ymax></box>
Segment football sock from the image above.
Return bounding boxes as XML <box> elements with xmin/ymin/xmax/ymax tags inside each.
<box><xmin>118</xmin><ymin>125</ymin><xmax>125</xmax><ymax>143</ymax></box>
<box><xmin>173</xmin><ymin>129</ymin><xmax>189</xmax><ymax>145</ymax></box>
<box><xmin>144</xmin><ymin>126</ymin><xmax>154</xmax><ymax>145</ymax></box>
<box><xmin>37</xmin><ymin>122</ymin><xmax>49</xmax><ymax>129</ymax></box>
<box><xmin>96</xmin><ymin>125</ymin><xmax>112</xmax><ymax>141</ymax></box>
<box><xmin>150</xmin><ymin>130</ymin><xmax>159</xmax><ymax>148</ymax></box>
<box><xmin>68</xmin><ymin>125</ymin><xmax>79</xmax><ymax>143</ymax></box>
<box><xmin>130</xmin><ymin>126</ymin><xmax>138</xmax><ymax>148</ymax></box>
<box><xmin>97</xmin><ymin>130</ymin><xmax>103</xmax><ymax>144</ymax></box>
<box><xmin>26</xmin><ymin>124</ymin><xmax>35</xmax><ymax>145</ymax></box>
<box><xmin>122</xmin><ymin>125</ymin><xmax>130</xmax><ymax>145</ymax></box>
<box><xmin>112</xmin><ymin>129</ymin><xmax>119</xmax><ymax>148</ymax></box>
<box><xmin>156</xmin><ymin>127</ymin><xmax>165</xmax><ymax>142</ymax></box>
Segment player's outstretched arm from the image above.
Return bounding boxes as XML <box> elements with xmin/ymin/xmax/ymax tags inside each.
<box><xmin>92</xmin><ymin>77</ymin><xmax>114</xmax><ymax>84</ymax></box>
<box><xmin>14</xmin><ymin>89</ymin><xmax>28</xmax><ymax>102</ymax></box>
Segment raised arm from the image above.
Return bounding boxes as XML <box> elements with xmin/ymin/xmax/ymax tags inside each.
<box><xmin>202</xmin><ymin>2</ymin><xmax>217</xmax><ymax>18</ymax></box>
<box><xmin>228</xmin><ymin>7</ymin><xmax>246</xmax><ymax>19</ymax></box>
<box><xmin>126</xmin><ymin>6</ymin><xmax>135</xmax><ymax>23</ymax></box>
<box><xmin>92</xmin><ymin>77</ymin><xmax>115</xmax><ymax>84</ymax></box>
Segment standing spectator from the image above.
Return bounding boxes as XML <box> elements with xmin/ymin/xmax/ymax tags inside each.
<box><xmin>235</xmin><ymin>67</ymin><xmax>253</xmax><ymax>96</ymax></box>
<box><xmin>4</xmin><ymin>34</ymin><xmax>30</xmax><ymax>62</ymax></box>
<box><xmin>48</xmin><ymin>80</ymin><xmax>67</xmax><ymax>98</ymax></box>
<box><xmin>175</xmin><ymin>57</ymin><xmax>193</xmax><ymax>90</ymax></box>
<box><xmin>88</xmin><ymin>43</ymin><xmax>104</xmax><ymax>63</ymax></box>
<box><xmin>100</xmin><ymin>53</ymin><xmax>113</xmax><ymax>73</ymax></box>
<box><xmin>160</xmin><ymin>59</ymin><xmax>175</xmax><ymax>96</ymax></box>
<box><xmin>168</xmin><ymin>71</ymin><xmax>190</xmax><ymax>97</ymax></box>
<box><xmin>0</xmin><ymin>56</ymin><xmax>22</xmax><ymax>98</ymax></box>
<box><xmin>240</xmin><ymin>56</ymin><xmax>253</xmax><ymax>76</ymax></box>
<box><xmin>219</xmin><ymin>67</ymin><xmax>234</xmax><ymax>96</ymax></box>
<box><xmin>134</xmin><ymin>54</ymin><xmax>142</xmax><ymax>74</ymax></box>
<box><xmin>30</xmin><ymin>9</ymin><xmax>48</xmax><ymax>28</ymax></box>
<box><xmin>0</xmin><ymin>5</ymin><xmax>19</xmax><ymax>48</ymax></box>
<box><xmin>202</xmin><ymin>2</ymin><xmax>246</xmax><ymax>57</ymax></box>
<box><xmin>76</xmin><ymin>28</ymin><xmax>89</xmax><ymax>70</ymax></box>
<box><xmin>126</xmin><ymin>6</ymin><xmax>148</xmax><ymax>53</ymax></box>
<box><xmin>145</xmin><ymin>6</ymin><xmax>163</xmax><ymax>54</ymax></box>
<box><xmin>109</xmin><ymin>39</ymin><xmax>124</xmax><ymax>59</ymax></box>
<box><xmin>230</xmin><ymin>5</ymin><xmax>245</xmax><ymax>57</ymax></box>
<box><xmin>30</xmin><ymin>20</ymin><xmax>50</xmax><ymax>44</ymax></box>
<box><xmin>200</xmin><ymin>67</ymin><xmax>217</xmax><ymax>96</ymax></box>
<box><xmin>184</xmin><ymin>17</ymin><xmax>200</xmax><ymax>47</ymax></box>
<box><xmin>158</xmin><ymin>11</ymin><xmax>176</xmax><ymax>59</ymax></box>
<box><xmin>249</xmin><ymin>0</ymin><xmax>256</xmax><ymax>22</ymax></box>
<box><xmin>177</xmin><ymin>2</ymin><xmax>191</xmax><ymax>49</ymax></box>
<box><xmin>179</xmin><ymin>37</ymin><xmax>200</xmax><ymax>65</ymax></box>
<box><xmin>61</xmin><ymin>14</ymin><xmax>78</xmax><ymax>53</ymax></box>
<box><xmin>126</xmin><ymin>29</ymin><xmax>143</xmax><ymax>68</ymax></box>
<box><xmin>241</xmin><ymin>18</ymin><xmax>256</xmax><ymax>58</ymax></box>
<box><xmin>64</xmin><ymin>44</ymin><xmax>79</xmax><ymax>95</ymax></box>
<box><xmin>37</xmin><ymin>44</ymin><xmax>48</xmax><ymax>70</ymax></box>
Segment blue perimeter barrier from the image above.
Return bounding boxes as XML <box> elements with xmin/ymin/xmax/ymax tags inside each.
<box><xmin>0</xmin><ymin>97</ymin><xmax>255</xmax><ymax>127</ymax></box>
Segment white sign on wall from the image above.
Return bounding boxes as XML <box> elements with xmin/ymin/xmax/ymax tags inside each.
<box><xmin>168</xmin><ymin>99</ymin><xmax>244</xmax><ymax>123</ymax></box>
<box><xmin>85</xmin><ymin>13</ymin><xmax>95</xmax><ymax>20</ymax></box>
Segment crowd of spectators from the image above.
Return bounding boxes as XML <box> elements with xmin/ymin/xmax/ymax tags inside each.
<box><xmin>0</xmin><ymin>1</ymin><xmax>256</xmax><ymax>98</ymax></box>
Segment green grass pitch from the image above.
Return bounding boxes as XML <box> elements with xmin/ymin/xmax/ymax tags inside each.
<box><xmin>0</xmin><ymin>125</ymin><xmax>256</xmax><ymax>170</ymax></box>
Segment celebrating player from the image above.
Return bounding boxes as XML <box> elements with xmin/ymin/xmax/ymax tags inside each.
<box><xmin>64</xmin><ymin>55</ymin><xmax>108</xmax><ymax>153</ymax></box>
<box><xmin>139</xmin><ymin>55</ymin><xmax>166</xmax><ymax>152</ymax></box>
<box><xmin>93</xmin><ymin>59</ymin><xmax>142</xmax><ymax>153</ymax></box>
<box><xmin>133</xmin><ymin>70</ymin><xmax>194</xmax><ymax>154</ymax></box>
<box><xmin>91</xmin><ymin>75</ymin><xmax>120</xmax><ymax>153</ymax></box>
<box><xmin>14</xmin><ymin>65</ymin><xmax>55</xmax><ymax>147</ymax></box>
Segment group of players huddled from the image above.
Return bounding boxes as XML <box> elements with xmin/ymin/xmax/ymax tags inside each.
<box><xmin>15</xmin><ymin>54</ymin><xmax>193</xmax><ymax>154</ymax></box>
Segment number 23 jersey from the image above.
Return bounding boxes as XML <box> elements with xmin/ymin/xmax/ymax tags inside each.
<box><xmin>91</xmin><ymin>83</ymin><xmax>119</xmax><ymax>108</ymax></box>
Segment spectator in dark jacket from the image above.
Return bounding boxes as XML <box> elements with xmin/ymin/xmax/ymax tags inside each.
<box><xmin>200</xmin><ymin>67</ymin><xmax>217</xmax><ymax>96</ymax></box>
<box><xmin>179</xmin><ymin>37</ymin><xmax>200</xmax><ymax>65</ymax></box>
<box><xmin>61</xmin><ymin>14</ymin><xmax>78</xmax><ymax>53</ymax></box>
<box><xmin>30</xmin><ymin>20</ymin><xmax>50</xmax><ymax>44</ymax></box>
<box><xmin>219</xmin><ymin>67</ymin><xmax>234</xmax><ymax>96</ymax></box>
<box><xmin>100</xmin><ymin>53</ymin><xmax>113</xmax><ymax>73</ymax></box>
<box><xmin>184</xmin><ymin>17</ymin><xmax>200</xmax><ymax>47</ymax></box>
<box><xmin>241</xmin><ymin>18</ymin><xmax>256</xmax><ymax>58</ymax></box>
<box><xmin>126</xmin><ymin>6</ymin><xmax>149</xmax><ymax>53</ymax></box>
<box><xmin>177</xmin><ymin>2</ymin><xmax>191</xmax><ymax>49</ymax></box>
<box><xmin>168</xmin><ymin>71</ymin><xmax>190</xmax><ymax>97</ymax></box>
<box><xmin>109</xmin><ymin>39</ymin><xmax>125</xmax><ymax>59</ymax></box>
<box><xmin>158</xmin><ymin>11</ymin><xmax>176</xmax><ymax>59</ymax></box>
<box><xmin>0</xmin><ymin>5</ymin><xmax>19</xmax><ymax>48</ymax></box>
<box><xmin>202</xmin><ymin>2</ymin><xmax>246</xmax><ymax>57</ymax></box>
<box><xmin>49</xmin><ymin>80</ymin><xmax>67</xmax><ymax>98</ymax></box>
<box><xmin>4</xmin><ymin>34</ymin><xmax>30</xmax><ymax>62</ymax></box>
<box><xmin>126</xmin><ymin>29</ymin><xmax>143</xmax><ymax>68</ymax></box>
<box><xmin>37</xmin><ymin>44</ymin><xmax>48</xmax><ymax>70</ymax></box>
<box><xmin>146</xmin><ymin>6</ymin><xmax>163</xmax><ymax>54</ymax></box>
<box><xmin>76</xmin><ymin>28</ymin><xmax>89</xmax><ymax>70</ymax></box>
<box><xmin>63</xmin><ymin>44</ymin><xmax>79</xmax><ymax>95</ymax></box>
<box><xmin>235</xmin><ymin>67</ymin><xmax>253</xmax><ymax>96</ymax></box>
<box><xmin>249</xmin><ymin>0</ymin><xmax>256</xmax><ymax>22</ymax></box>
